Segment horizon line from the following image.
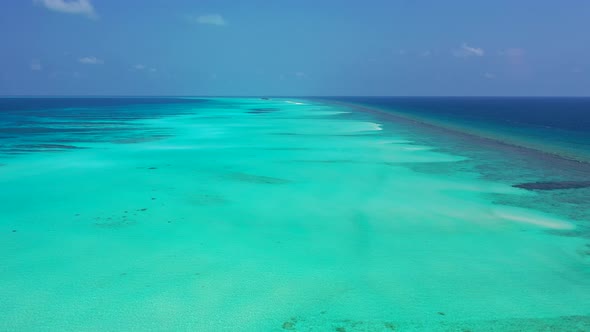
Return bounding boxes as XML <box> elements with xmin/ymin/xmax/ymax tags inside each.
<box><xmin>1</xmin><ymin>95</ymin><xmax>590</xmax><ymax>98</ymax></box>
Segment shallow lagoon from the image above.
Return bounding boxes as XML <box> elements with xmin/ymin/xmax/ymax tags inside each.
<box><xmin>0</xmin><ymin>98</ymin><xmax>589</xmax><ymax>331</ymax></box>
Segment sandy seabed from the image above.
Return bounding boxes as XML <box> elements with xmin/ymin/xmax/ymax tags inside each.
<box><xmin>1</xmin><ymin>98</ymin><xmax>589</xmax><ymax>331</ymax></box>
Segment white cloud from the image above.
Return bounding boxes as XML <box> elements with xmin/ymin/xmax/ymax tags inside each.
<box><xmin>30</xmin><ymin>59</ymin><xmax>42</xmax><ymax>71</ymax></box>
<box><xmin>453</xmin><ymin>43</ymin><xmax>485</xmax><ymax>57</ymax></box>
<box><xmin>35</xmin><ymin>0</ymin><xmax>97</xmax><ymax>18</ymax></box>
<box><xmin>133</xmin><ymin>64</ymin><xmax>158</xmax><ymax>73</ymax></box>
<box><xmin>79</xmin><ymin>56</ymin><xmax>103</xmax><ymax>65</ymax></box>
<box><xmin>194</xmin><ymin>14</ymin><xmax>227</xmax><ymax>26</ymax></box>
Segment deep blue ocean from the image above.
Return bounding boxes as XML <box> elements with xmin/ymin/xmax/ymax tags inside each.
<box><xmin>331</xmin><ymin>97</ymin><xmax>590</xmax><ymax>163</ymax></box>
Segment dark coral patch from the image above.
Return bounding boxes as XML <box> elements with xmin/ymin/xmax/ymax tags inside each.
<box><xmin>112</xmin><ymin>135</ymin><xmax>170</xmax><ymax>144</ymax></box>
<box><xmin>384</xmin><ymin>322</ymin><xmax>396</xmax><ymax>330</ymax></box>
<box><xmin>282</xmin><ymin>316</ymin><xmax>299</xmax><ymax>330</ymax></box>
<box><xmin>14</xmin><ymin>144</ymin><xmax>84</xmax><ymax>150</ymax></box>
<box><xmin>577</xmin><ymin>243</ymin><xmax>590</xmax><ymax>257</ymax></box>
<box><xmin>514</xmin><ymin>181</ymin><xmax>590</xmax><ymax>190</ymax></box>
<box><xmin>247</xmin><ymin>108</ymin><xmax>279</xmax><ymax>114</ymax></box>
<box><xmin>223</xmin><ymin>172</ymin><xmax>291</xmax><ymax>184</ymax></box>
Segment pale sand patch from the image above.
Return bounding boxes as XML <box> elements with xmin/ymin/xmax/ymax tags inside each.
<box><xmin>494</xmin><ymin>206</ymin><xmax>576</xmax><ymax>230</ymax></box>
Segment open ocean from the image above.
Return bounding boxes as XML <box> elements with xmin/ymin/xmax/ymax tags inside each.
<box><xmin>1</xmin><ymin>97</ymin><xmax>589</xmax><ymax>331</ymax></box>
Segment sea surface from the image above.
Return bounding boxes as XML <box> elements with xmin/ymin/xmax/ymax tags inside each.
<box><xmin>334</xmin><ymin>97</ymin><xmax>590</xmax><ymax>163</ymax></box>
<box><xmin>0</xmin><ymin>97</ymin><xmax>589</xmax><ymax>331</ymax></box>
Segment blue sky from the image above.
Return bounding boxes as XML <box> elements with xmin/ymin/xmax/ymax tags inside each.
<box><xmin>1</xmin><ymin>0</ymin><xmax>589</xmax><ymax>96</ymax></box>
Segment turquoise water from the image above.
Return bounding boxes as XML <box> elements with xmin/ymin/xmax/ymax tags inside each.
<box><xmin>1</xmin><ymin>98</ymin><xmax>589</xmax><ymax>331</ymax></box>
